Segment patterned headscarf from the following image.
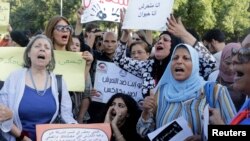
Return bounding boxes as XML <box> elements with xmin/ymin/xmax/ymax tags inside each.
<box><xmin>158</xmin><ymin>43</ymin><xmax>206</xmax><ymax>102</ymax></box>
<box><xmin>218</xmin><ymin>43</ymin><xmax>241</xmax><ymax>83</ymax></box>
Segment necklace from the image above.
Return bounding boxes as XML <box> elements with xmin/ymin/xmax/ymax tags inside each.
<box><xmin>29</xmin><ymin>69</ymin><xmax>49</xmax><ymax>96</ymax></box>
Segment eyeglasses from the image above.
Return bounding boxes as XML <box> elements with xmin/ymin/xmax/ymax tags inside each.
<box><xmin>54</xmin><ymin>25</ymin><xmax>73</xmax><ymax>32</ymax></box>
<box><xmin>231</xmin><ymin>47</ymin><xmax>250</xmax><ymax>63</ymax></box>
<box><xmin>132</xmin><ymin>37</ymin><xmax>141</xmax><ymax>41</ymax></box>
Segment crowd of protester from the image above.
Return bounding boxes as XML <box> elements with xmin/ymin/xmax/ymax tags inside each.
<box><xmin>0</xmin><ymin>3</ymin><xmax>250</xmax><ymax>141</ymax></box>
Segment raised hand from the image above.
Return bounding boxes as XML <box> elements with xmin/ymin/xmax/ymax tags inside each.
<box><xmin>82</xmin><ymin>51</ymin><xmax>93</xmax><ymax>66</ymax></box>
<box><xmin>141</xmin><ymin>93</ymin><xmax>156</xmax><ymax>120</ymax></box>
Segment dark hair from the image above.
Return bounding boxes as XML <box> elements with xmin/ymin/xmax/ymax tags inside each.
<box><xmin>101</xmin><ymin>93</ymin><xmax>140</xmax><ymax>124</ymax></box>
<box><xmin>10</xmin><ymin>31</ymin><xmax>29</xmax><ymax>47</ymax></box>
<box><xmin>23</xmin><ymin>34</ymin><xmax>55</xmax><ymax>71</ymax></box>
<box><xmin>85</xmin><ymin>22</ymin><xmax>99</xmax><ymax>32</ymax></box>
<box><xmin>152</xmin><ymin>31</ymin><xmax>182</xmax><ymax>83</ymax></box>
<box><xmin>102</xmin><ymin>93</ymin><xmax>141</xmax><ymax>140</ymax></box>
<box><xmin>202</xmin><ymin>29</ymin><xmax>225</xmax><ymax>42</ymax></box>
<box><xmin>44</xmin><ymin>15</ymin><xmax>73</xmax><ymax>51</ymax></box>
<box><xmin>77</xmin><ymin>32</ymin><xmax>91</xmax><ymax>52</ymax></box>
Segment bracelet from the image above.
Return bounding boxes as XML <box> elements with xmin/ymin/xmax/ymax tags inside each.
<box><xmin>16</xmin><ymin>131</ymin><xmax>29</xmax><ymax>141</ymax></box>
<box><xmin>192</xmin><ymin>40</ymin><xmax>198</xmax><ymax>47</ymax></box>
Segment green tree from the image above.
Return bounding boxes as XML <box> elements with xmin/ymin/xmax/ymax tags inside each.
<box><xmin>7</xmin><ymin>0</ymin><xmax>250</xmax><ymax>41</ymax></box>
<box><xmin>174</xmin><ymin>0</ymin><xmax>250</xmax><ymax>41</ymax></box>
<box><xmin>9</xmin><ymin>0</ymin><xmax>81</xmax><ymax>34</ymax></box>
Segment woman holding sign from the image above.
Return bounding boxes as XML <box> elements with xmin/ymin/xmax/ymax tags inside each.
<box><xmin>136</xmin><ymin>44</ymin><xmax>236</xmax><ymax>140</ymax></box>
<box><xmin>44</xmin><ymin>15</ymin><xmax>94</xmax><ymax>123</ymax></box>
<box><xmin>114</xmin><ymin>14</ymin><xmax>216</xmax><ymax>97</ymax></box>
<box><xmin>0</xmin><ymin>35</ymin><xmax>77</xmax><ymax>141</ymax></box>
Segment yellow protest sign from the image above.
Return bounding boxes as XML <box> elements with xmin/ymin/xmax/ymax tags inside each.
<box><xmin>0</xmin><ymin>47</ymin><xmax>86</xmax><ymax>91</ymax></box>
<box><xmin>0</xmin><ymin>2</ymin><xmax>10</xmax><ymax>34</ymax></box>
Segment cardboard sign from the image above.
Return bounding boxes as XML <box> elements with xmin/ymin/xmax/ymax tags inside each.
<box><xmin>81</xmin><ymin>0</ymin><xmax>128</xmax><ymax>23</ymax></box>
<box><xmin>122</xmin><ymin>0</ymin><xmax>174</xmax><ymax>31</ymax></box>
<box><xmin>0</xmin><ymin>2</ymin><xmax>10</xmax><ymax>34</ymax></box>
<box><xmin>93</xmin><ymin>61</ymin><xmax>143</xmax><ymax>103</ymax></box>
<box><xmin>36</xmin><ymin>123</ymin><xmax>111</xmax><ymax>141</ymax></box>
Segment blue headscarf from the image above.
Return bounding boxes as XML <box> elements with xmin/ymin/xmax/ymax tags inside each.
<box><xmin>158</xmin><ymin>43</ymin><xmax>206</xmax><ymax>102</ymax></box>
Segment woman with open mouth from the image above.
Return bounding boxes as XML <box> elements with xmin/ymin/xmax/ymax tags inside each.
<box><xmin>137</xmin><ymin>43</ymin><xmax>236</xmax><ymax>140</ymax></box>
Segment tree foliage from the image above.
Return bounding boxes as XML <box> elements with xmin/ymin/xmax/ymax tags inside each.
<box><xmin>4</xmin><ymin>0</ymin><xmax>250</xmax><ymax>41</ymax></box>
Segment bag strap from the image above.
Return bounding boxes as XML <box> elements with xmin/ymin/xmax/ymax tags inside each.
<box><xmin>56</xmin><ymin>75</ymin><xmax>62</xmax><ymax>115</ymax></box>
<box><xmin>205</xmin><ymin>81</ymin><xmax>216</xmax><ymax>107</ymax></box>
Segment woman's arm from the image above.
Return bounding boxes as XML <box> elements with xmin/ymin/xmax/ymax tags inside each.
<box><xmin>167</xmin><ymin>14</ymin><xmax>216</xmax><ymax>78</ymax></box>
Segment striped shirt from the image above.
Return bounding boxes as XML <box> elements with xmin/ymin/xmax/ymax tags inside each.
<box><xmin>136</xmin><ymin>83</ymin><xmax>236</xmax><ymax>137</ymax></box>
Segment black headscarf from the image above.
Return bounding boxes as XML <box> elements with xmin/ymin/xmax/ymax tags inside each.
<box><xmin>152</xmin><ymin>31</ymin><xmax>182</xmax><ymax>83</ymax></box>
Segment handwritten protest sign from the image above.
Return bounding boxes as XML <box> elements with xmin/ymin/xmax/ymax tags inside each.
<box><xmin>0</xmin><ymin>47</ymin><xmax>85</xmax><ymax>91</ymax></box>
<box><xmin>93</xmin><ymin>61</ymin><xmax>143</xmax><ymax>103</ymax></box>
<box><xmin>122</xmin><ymin>0</ymin><xmax>175</xmax><ymax>31</ymax></box>
<box><xmin>147</xmin><ymin>117</ymin><xmax>193</xmax><ymax>141</ymax></box>
<box><xmin>0</xmin><ymin>2</ymin><xmax>10</xmax><ymax>34</ymax></box>
<box><xmin>81</xmin><ymin>0</ymin><xmax>128</xmax><ymax>23</ymax></box>
<box><xmin>36</xmin><ymin>123</ymin><xmax>111</xmax><ymax>141</ymax></box>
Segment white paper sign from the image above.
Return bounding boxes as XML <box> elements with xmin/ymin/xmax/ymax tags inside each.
<box><xmin>93</xmin><ymin>61</ymin><xmax>143</xmax><ymax>103</ymax></box>
<box><xmin>147</xmin><ymin>116</ymin><xmax>193</xmax><ymax>141</ymax></box>
<box><xmin>122</xmin><ymin>0</ymin><xmax>174</xmax><ymax>31</ymax></box>
<box><xmin>81</xmin><ymin>0</ymin><xmax>128</xmax><ymax>23</ymax></box>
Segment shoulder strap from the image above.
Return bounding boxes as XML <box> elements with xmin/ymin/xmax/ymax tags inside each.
<box><xmin>56</xmin><ymin>75</ymin><xmax>62</xmax><ymax>114</ymax></box>
<box><xmin>205</xmin><ymin>81</ymin><xmax>216</xmax><ymax>107</ymax></box>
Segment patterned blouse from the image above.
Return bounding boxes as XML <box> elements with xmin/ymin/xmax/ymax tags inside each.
<box><xmin>113</xmin><ymin>41</ymin><xmax>216</xmax><ymax>96</ymax></box>
<box><xmin>136</xmin><ymin>83</ymin><xmax>236</xmax><ymax>137</ymax></box>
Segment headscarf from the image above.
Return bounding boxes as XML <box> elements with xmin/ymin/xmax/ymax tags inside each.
<box><xmin>218</xmin><ymin>43</ymin><xmax>241</xmax><ymax>83</ymax></box>
<box><xmin>242</xmin><ymin>34</ymin><xmax>250</xmax><ymax>48</ymax></box>
<box><xmin>157</xmin><ymin>43</ymin><xmax>206</xmax><ymax>102</ymax></box>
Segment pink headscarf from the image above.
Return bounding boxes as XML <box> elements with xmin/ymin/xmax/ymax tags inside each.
<box><xmin>242</xmin><ymin>34</ymin><xmax>250</xmax><ymax>48</ymax></box>
<box><xmin>218</xmin><ymin>43</ymin><xmax>241</xmax><ymax>83</ymax></box>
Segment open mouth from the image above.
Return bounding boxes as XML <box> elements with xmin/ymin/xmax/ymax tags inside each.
<box><xmin>62</xmin><ymin>35</ymin><xmax>68</xmax><ymax>40</ymax></box>
<box><xmin>236</xmin><ymin>71</ymin><xmax>244</xmax><ymax>77</ymax></box>
<box><xmin>37</xmin><ymin>54</ymin><xmax>45</xmax><ymax>60</ymax></box>
<box><xmin>175</xmin><ymin>68</ymin><xmax>184</xmax><ymax>72</ymax></box>
<box><xmin>234</xmin><ymin>70</ymin><xmax>244</xmax><ymax>82</ymax></box>
<box><xmin>156</xmin><ymin>46</ymin><xmax>164</xmax><ymax>51</ymax></box>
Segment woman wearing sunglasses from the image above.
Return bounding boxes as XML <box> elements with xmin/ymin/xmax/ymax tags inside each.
<box><xmin>210</xmin><ymin>38</ymin><xmax>250</xmax><ymax>125</ymax></box>
<box><xmin>44</xmin><ymin>16</ymin><xmax>93</xmax><ymax>124</ymax></box>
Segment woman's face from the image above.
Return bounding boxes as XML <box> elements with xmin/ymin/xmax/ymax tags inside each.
<box><xmin>131</xmin><ymin>44</ymin><xmax>149</xmax><ymax>61</ymax></box>
<box><xmin>70</xmin><ymin>37</ymin><xmax>80</xmax><ymax>52</ymax></box>
<box><xmin>28</xmin><ymin>38</ymin><xmax>52</xmax><ymax>68</ymax></box>
<box><xmin>132</xmin><ymin>33</ymin><xmax>141</xmax><ymax>42</ymax></box>
<box><xmin>171</xmin><ymin>47</ymin><xmax>192</xmax><ymax>81</ymax></box>
<box><xmin>232</xmin><ymin>54</ymin><xmax>250</xmax><ymax>94</ymax></box>
<box><xmin>110</xmin><ymin>98</ymin><xmax>128</xmax><ymax>122</ymax></box>
<box><xmin>154</xmin><ymin>34</ymin><xmax>171</xmax><ymax>60</ymax></box>
<box><xmin>221</xmin><ymin>56</ymin><xmax>234</xmax><ymax>77</ymax></box>
<box><xmin>52</xmin><ymin>20</ymin><xmax>71</xmax><ymax>47</ymax></box>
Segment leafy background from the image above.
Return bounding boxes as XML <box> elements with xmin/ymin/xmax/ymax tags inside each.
<box><xmin>2</xmin><ymin>0</ymin><xmax>250</xmax><ymax>42</ymax></box>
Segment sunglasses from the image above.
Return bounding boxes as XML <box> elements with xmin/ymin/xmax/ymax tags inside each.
<box><xmin>54</xmin><ymin>25</ymin><xmax>73</xmax><ymax>32</ymax></box>
<box><xmin>231</xmin><ymin>47</ymin><xmax>250</xmax><ymax>63</ymax></box>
